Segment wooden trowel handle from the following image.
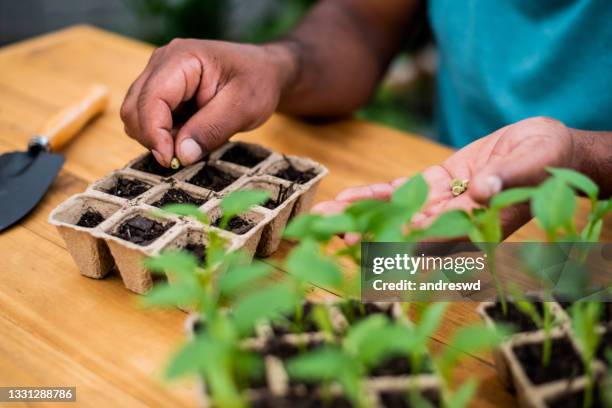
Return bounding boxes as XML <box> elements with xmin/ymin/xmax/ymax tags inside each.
<box><xmin>39</xmin><ymin>84</ymin><xmax>109</xmax><ymax>152</ymax></box>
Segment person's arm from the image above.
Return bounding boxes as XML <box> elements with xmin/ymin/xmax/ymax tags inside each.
<box><xmin>120</xmin><ymin>0</ymin><xmax>420</xmax><ymax>167</ymax></box>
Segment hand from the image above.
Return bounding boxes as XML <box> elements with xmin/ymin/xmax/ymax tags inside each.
<box><xmin>120</xmin><ymin>39</ymin><xmax>296</xmax><ymax>167</ymax></box>
<box><xmin>314</xmin><ymin>116</ymin><xmax>576</xmax><ymax>242</ymax></box>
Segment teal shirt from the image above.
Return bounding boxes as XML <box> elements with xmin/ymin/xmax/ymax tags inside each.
<box><xmin>428</xmin><ymin>0</ymin><xmax>612</xmax><ymax>147</ymax></box>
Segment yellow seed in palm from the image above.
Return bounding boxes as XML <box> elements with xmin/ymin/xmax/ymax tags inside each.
<box><xmin>452</xmin><ymin>185</ymin><xmax>465</xmax><ymax>196</ymax></box>
<box><xmin>450</xmin><ymin>178</ymin><xmax>463</xmax><ymax>188</ymax></box>
<box><xmin>170</xmin><ymin>157</ymin><xmax>181</xmax><ymax>170</ymax></box>
<box><xmin>462</xmin><ymin>179</ymin><xmax>470</xmax><ymax>189</ymax></box>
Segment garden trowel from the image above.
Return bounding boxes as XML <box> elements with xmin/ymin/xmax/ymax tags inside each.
<box><xmin>0</xmin><ymin>85</ymin><xmax>109</xmax><ymax>232</ymax></box>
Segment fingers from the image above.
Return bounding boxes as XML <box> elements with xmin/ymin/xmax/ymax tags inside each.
<box><xmin>174</xmin><ymin>83</ymin><xmax>258</xmax><ymax>165</ymax></box>
<box><xmin>335</xmin><ymin>182</ymin><xmax>394</xmax><ymax>202</ymax></box>
<box><xmin>311</xmin><ymin>200</ymin><xmax>349</xmax><ymax>215</ymax></box>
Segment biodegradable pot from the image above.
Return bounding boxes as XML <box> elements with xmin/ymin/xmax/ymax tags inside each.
<box><xmin>98</xmin><ymin>206</ymin><xmax>182</xmax><ymax>294</ymax></box>
<box><xmin>210</xmin><ymin>141</ymin><xmax>276</xmax><ymax>172</ymax></box>
<box><xmin>126</xmin><ymin>152</ymin><xmax>184</xmax><ymax>179</ymax></box>
<box><xmin>258</xmin><ymin>155</ymin><xmax>328</xmax><ymax>217</ymax></box>
<box><xmin>139</xmin><ymin>181</ymin><xmax>217</xmax><ymax>213</ymax></box>
<box><xmin>477</xmin><ymin>299</ymin><xmax>568</xmax><ymax>390</ymax></box>
<box><xmin>369</xmin><ymin>375</ymin><xmax>442</xmax><ymax>408</ymax></box>
<box><xmin>500</xmin><ymin>328</ymin><xmax>605</xmax><ymax>408</ymax></box>
<box><xmin>177</xmin><ymin>160</ymin><xmax>246</xmax><ymax>195</ymax></box>
<box><xmin>231</xmin><ymin>175</ymin><xmax>299</xmax><ymax>257</ymax></box>
<box><xmin>88</xmin><ymin>169</ymin><xmax>159</xmax><ymax>202</ymax></box>
<box><xmin>49</xmin><ymin>193</ymin><xmax>123</xmax><ymax>278</ymax></box>
<box><xmin>205</xmin><ymin>205</ymin><xmax>270</xmax><ymax>258</ymax></box>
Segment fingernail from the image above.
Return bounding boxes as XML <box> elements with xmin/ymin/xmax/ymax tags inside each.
<box><xmin>485</xmin><ymin>176</ymin><xmax>502</xmax><ymax>196</ymax></box>
<box><xmin>151</xmin><ymin>149</ymin><xmax>166</xmax><ymax>167</ymax></box>
<box><xmin>179</xmin><ymin>139</ymin><xmax>203</xmax><ymax>163</ymax></box>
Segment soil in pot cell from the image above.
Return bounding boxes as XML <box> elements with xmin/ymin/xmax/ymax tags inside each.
<box><xmin>212</xmin><ymin>215</ymin><xmax>255</xmax><ymax>235</ymax></box>
<box><xmin>269</xmin><ymin>303</ymin><xmax>320</xmax><ymax>336</ymax></box>
<box><xmin>106</xmin><ymin>177</ymin><xmax>152</xmax><ymax>199</ymax></box>
<box><xmin>484</xmin><ymin>300</ymin><xmax>545</xmax><ymax>333</ymax></box>
<box><xmin>151</xmin><ymin>188</ymin><xmax>209</xmax><ymax>208</ymax></box>
<box><xmin>378</xmin><ymin>388</ymin><xmax>442</xmax><ymax>408</ymax></box>
<box><xmin>512</xmin><ymin>336</ymin><xmax>584</xmax><ymax>385</ymax></box>
<box><xmin>75</xmin><ymin>208</ymin><xmax>106</xmax><ymax>228</ymax></box>
<box><xmin>595</xmin><ymin>328</ymin><xmax>612</xmax><ymax>366</ymax></box>
<box><xmin>260</xmin><ymin>337</ymin><xmax>324</xmax><ymax>360</ymax></box>
<box><xmin>544</xmin><ymin>386</ymin><xmax>605</xmax><ymax>408</ymax></box>
<box><xmin>369</xmin><ymin>353</ymin><xmax>434</xmax><ymax>377</ymax></box>
<box><xmin>341</xmin><ymin>300</ymin><xmax>394</xmax><ymax>324</ymax></box>
<box><xmin>273</xmin><ymin>156</ymin><xmax>318</xmax><ymax>184</ymax></box>
<box><xmin>262</xmin><ymin>184</ymin><xmax>295</xmax><ymax>210</ymax></box>
<box><xmin>220</xmin><ymin>143</ymin><xmax>270</xmax><ymax>168</ymax></box>
<box><xmin>131</xmin><ymin>153</ymin><xmax>180</xmax><ymax>177</ymax></box>
<box><xmin>250</xmin><ymin>389</ymin><xmax>352</xmax><ymax>408</ymax></box>
<box><xmin>183</xmin><ymin>243</ymin><xmax>207</xmax><ymax>264</ymax></box>
<box><xmin>558</xmin><ymin>300</ymin><xmax>612</xmax><ymax>324</ymax></box>
<box><xmin>187</xmin><ymin>164</ymin><xmax>238</xmax><ymax>192</ymax></box>
<box><xmin>112</xmin><ymin>215</ymin><xmax>175</xmax><ymax>246</ymax></box>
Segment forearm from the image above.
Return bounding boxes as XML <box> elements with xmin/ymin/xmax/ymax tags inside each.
<box><xmin>570</xmin><ymin>128</ymin><xmax>612</xmax><ymax>198</ymax></box>
<box><xmin>268</xmin><ymin>0</ymin><xmax>420</xmax><ymax>117</ymax></box>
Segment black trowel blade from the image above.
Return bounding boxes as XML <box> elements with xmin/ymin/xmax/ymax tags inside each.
<box><xmin>0</xmin><ymin>150</ymin><xmax>64</xmax><ymax>232</ymax></box>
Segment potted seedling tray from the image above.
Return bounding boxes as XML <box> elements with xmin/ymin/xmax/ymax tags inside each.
<box><xmin>187</xmin><ymin>300</ymin><xmax>440</xmax><ymax>408</ymax></box>
<box><xmin>49</xmin><ymin>141</ymin><xmax>328</xmax><ymax>294</ymax></box>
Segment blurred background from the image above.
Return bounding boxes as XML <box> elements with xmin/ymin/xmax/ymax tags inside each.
<box><xmin>0</xmin><ymin>0</ymin><xmax>436</xmax><ymax>138</ymax></box>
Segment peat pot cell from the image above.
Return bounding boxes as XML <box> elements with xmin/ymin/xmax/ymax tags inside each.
<box><xmin>212</xmin><ymin>215</ymin><xmax>255</xmax><ymax>235</ymax></box>
<box><xmin>219</xmin><ymin>143</ymin><xmax>270</xmax><ymax>168</ymax></box>
<box><xmin>105</xmin><ymin>177</ymin><xmax>153</xmax><ymax>199</ymax></box>
<box><xmin>76</xmin><ymin>209</ymin><xmax>105</xmax><ymax>228</ymax></box>
<box><xmin>544</xmin><ymin>386</ymin><xmax>605</xmax><ymax>408</ymax></box>
<box><xmin>558</xmin><ymin>300</ymin><xmax>612</xmax><ymax>324</ymax></box>
<box><xmin>182</xmin><ymin>243</ymin><xmax>207</xmax><ymax>264</ymax></box>
<box><xmin>271</xmin><ymin>157</ymin><xmax>319</xmax><ymax>184</ymax></box>
<box><xmin>187</xmin><ymin>164</ymin><xmax>239</xmax><ymax>192</ymax></box>
<box><xmin>269</xmin><ymin>303</ymin><xmax>320</xmax><ymax>336</ymax></box>
<box><xmin>378</xmin><ymin>388</ymin><xmax>442</xmax><ymax>408</ymax></box>
<box><xmin>131</xmin><ymin>153</ymin><xmax>180</xmax><ymax>177</ymax></box>
<box><xmin>483</xmin><ymin>301</ymin><xmax>546</xmax><ymax>333</ymax></box>
<box><xmin>112</xmin><ymin>215</ymin><xmax>175</xmax><ymax>246</ymax></box>
<box><xmin>260</xmin><ymin>337</ymin><xmax>324</xmax><ymax>360</ymax></box>
<box><xmin>250</xmin><ymin>389</ymin><xmax>352</xmax><ymax>408</ymax></box>
<box><xmin>340</xmin><ymin>300</ymin><xmax>394</xmax><ymax>324</ymax></box>
<box><xmin>150</xmin><ymin>188</ymin><xmax>210</xmax><ymax>208</ymax></box>
<box><xmin>369</xmin><ymin>353</ymin><xmax>433</xmax><ymax>377</ymax></box>
<box><xmin>512</xmin><ymin>336</ymin><xmax>584</xmax><ymax>386</ymax></box>
<box><xmin>51</xmin><ymin>195</ymin><xmax>121</xmax><ymax>230</ymax></box>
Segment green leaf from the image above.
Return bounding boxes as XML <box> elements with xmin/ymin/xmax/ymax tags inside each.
<box><xmin>283</xmin><ymin>214</ymin><xmax>321</xmax><ymax>239</ymax></box>
<box><xmin>144</xmin><ymin>251</ymin><xmax>199</xmax><ymax>277</ymax></box>
<box><xmin>220</xmin><ymin>190</ymin><xmax>269</xmax><ymax>219</ymax></box>
<box><xmin>218</xmin><ymin>261</ymin><xmax>272</xmax><ymax>296</ymax></box>
<box><xmin>155</xmin><ymin>204</ymin><xmax>208</xmax><ymax>224</ymax></box>
<box><xmin>286</xmin><ymin>240</ymin><xmax>343</xmax><ymax>289</ymax></box>
<box><xmin>283</xmin><ymin>213</ymin><xmax>356</xmax><ymax>242</ymax></box>
<box><xmin>344</xmin><ymin>315</ymin><xmax>389</xmax><ymax>355</ymax></box>
<box><xmin>391</xmin><ymin>174</ymin><xmax>428</xmax><ymax>213</ymax></box>
<box><xmin>446</xmin><ymin>378</ymin><xmax>478</xmax><ymax>408</ymax></box>
<box><xmin>531</xmin><ymin>178</ymin><xmax>577</xmax><ymax>233</ymax></box>
<box><xmin>286</xmin><ymin>347</ymin><xmax>355</xmax><ymax>381</ymax></box>
<box><xmin>416</xmin><ymin>302</ymin><xmax>447</xmax><ymax>339</ymax></box>
<box><xmin>490</xmin><ymin>187</ymin><xmax>535</xmax><ymax>209</ymax></box>
<box><xmin>231</xmin><ymin>282</ymin><xmax>297</xmax><ymax>335</ymax></box>
<box><xmin>142</xmin><ymin>281</ymin><xmax>201</xmax><ymax>308</ymax></box>
<box><xmin>422</xmin><ymin>210</ymin><xmax>473</xmax><ymax>239</ymax></box>
<box><xmin>165</xmin><ymin>335</ymin><xmax>221</xmax><ymax>379</ymax></box>
<box><xmin>547</xmin><ymin>167</ymin><xmax>599</xmax><ymax>201</ymax></box>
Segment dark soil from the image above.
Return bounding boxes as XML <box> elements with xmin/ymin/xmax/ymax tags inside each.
<box><xmin>557</xmin><ymin>300</ymin><xmax>612</xmax><ymax>323</ymax></box>
<box><xmin>512</xmin><ymin>336</ymin><xmax>584</xmax><ymax>385</ymax></box>
<box><xmin>379</xmin><ymin>389</ymin><xmax>442</xmax><ymax>408</ymax></box>
<box><xmin>106</xmin><ymin>177</ymin><xmax>152</xmax><ymax>199</ymax></box>
<box><xmin>262</xmin><ymin>184</ymin><xmax>293</xmax><ymax>210</ymax></box>
<box><xmin>261</xmin><ymin>337</ymin><xmax>323</xmax><ymax>360</ymax></box>
<box><xmin>132</xmin><ymin>153</ymin><xmax>180</xmax><ymax>177</ymax></box>
<box><xmin>187</xmin><ymin>165</ymin><xmax>237</xmax><ymax>192</ymax></box>
<box><xmin>251</xmin><ymin>390</ymin><xmax>352</xmax><ymax>408</ymax></box>
<box><xmin>484</xmin><ymin>301</ymin><xmax>545</xmax><ymax>333</ymax></box>
<box><xmin>545</xmin><ymin>387</ymin><xmax>604</xmax><ymax>408</ymax></box>
<box><xmin>273</xmin><ymin>156</ymin><xmax>318</xmax><ymax>184</ymax></box>
<box><xmin>112</xmin><ymin>215</ymin><xmax>174</xmax><ymax>246</ymax></box>
<box><xmin>341</xmin><ymin>300</ymin><xmax>394</xmax><ymax>324</ymax></box>
<box><xmin>183</xmin><ymin>243</ymin><xmax>206</xmax><ymax>264</ymax></box>
<box><xmin>370</xmin><ymin>354</ymin><xmax>432</xmax><ymax>377</ymax></box>
<box><xmin>596</xmin><ymin>329</ymin><xmax>612</xmax><ymax>366</ymax></box>
<box><xmin>151</xmin><ymin>188</ymin><xmax>207</xmax><ymax>208</ymax></box>
<box><xmin>220</xmin><ymin>144</ymin><xmax>269</xmax><ymax>168</ymax></box>
<box><xmin>270</xmin><ymin>303</ymin><xmax>319</xmax><ymax>336</ymax></box>
<box><xmin>76</xmin><ymin>209</ymin><xmax>105</xmax><ymax>228</ymax></box>
<box><xmin>212</xmin><ymin>216</ymin><xmax>255</xmax><ymax>235</ymax></box>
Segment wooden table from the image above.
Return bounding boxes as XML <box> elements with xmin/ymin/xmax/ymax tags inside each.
<box><xmin>1</xmin><ymin>25</ymin><xmax>609</xmax><ymax>407</ymax></box>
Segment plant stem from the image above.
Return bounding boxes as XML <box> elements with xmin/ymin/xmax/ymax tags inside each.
<box><xmin>542</xmin><ymin>303</ymin><xmax>552</xmax><ymax>367</ymax></box>
<box><xmin>488</xmin><ymin>250</ymin><xmax>507</xmax><ymax>315</ymax></box>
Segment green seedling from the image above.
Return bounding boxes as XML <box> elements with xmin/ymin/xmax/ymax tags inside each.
<box><xmin>571</xmin><ymin>301</ymin><xmax>602</xmax><ymax>408</ymax></box>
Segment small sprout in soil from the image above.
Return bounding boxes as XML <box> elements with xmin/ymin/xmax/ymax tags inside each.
<box><xmin>75</xmin><ymin>208</ymin><xmax>105</xmax><ymax>228</ymax></box>
<box><xmin>273</xmin><ymin>156</ymin><xmax>318</xmax><ymax>184</ymax></box>
<box><xmin>151</xmin><ymin>188</ymin><xmax>208</xmax><ymax>208</ymax></box>
<box><xmin>106</xmin><ymin>177</ymin><xmax>152</xmax><ymax>199</ymax></box>
<box><xmin>170</xmin><ymin>157</ymin><xmax>181</xmax><ymax>170</ymax></box>
<box><xmin>132</xmin><ymin>153</ymin><xmax>180</xmax><ymax>177</ymax></box>
<box><xmin>220</xmin><ymin>143</ymin><xmax>270</xmax><ymax>167</ymax></box>
<box><xmin>187</xmin><ymin>165</ymin><xmax>237</xmax><ymax>192</ymax></box>
<box><xmin>112</xmin><ymin>215</ymin><xmax>174</xmax><ymax>246</ymax></box>
<box><xmin>213</xmin><ymin>215</ymin><xmax>255</xmax><ymax>235</ymax></box>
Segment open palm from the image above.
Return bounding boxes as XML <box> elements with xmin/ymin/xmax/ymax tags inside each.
<box><xmin>314</xmin><ymin>117</ymin><xmax>575</xmax><ymax>242</ymax></box>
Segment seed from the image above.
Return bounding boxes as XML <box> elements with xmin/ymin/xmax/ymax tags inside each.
<box><xmin>450</xmin><ymin>178</ymin><xmax>463</xmax><ymax>188</ymax></box>
<box><xmin>462</xmin><ymin>179</ymin><xmax>470</xmax><ymax>189</ymax></box>
<box><xmin>170</xmin><ymin>157</ymin><xmax>181</xmax><ymax>170</ymax></box>
<box><xmin>452</xmin><ymin>185</ymin><xmax>465</xmax><ymax>196</ymax></box>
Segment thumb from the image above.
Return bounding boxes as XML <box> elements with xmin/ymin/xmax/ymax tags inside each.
<box><xmin>175</xmin><ymin>86</ymin><xmax>252</xmax><ymax>165</ymax></box>
<box><xmin>469</xmin><ymin>141</ymin><xmax>559</xmax><ymax>204</ymax></box>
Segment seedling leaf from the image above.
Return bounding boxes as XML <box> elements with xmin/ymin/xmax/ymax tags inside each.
<box><xmin>547</xmin><ymin>167</ymin><xmax>599</xmax><ymax>201</ymax></box>
<box><xmin>532</xmin><ymin>178</ymin><xmax>576</xmax><ymax>233</ymax></box>
<box><xmin>220</xmin><ymin>190</ymin><xmax>269</xmax><ymax>220</ymax></box>
<box><xmin>490</xmin><ymin>187</ymin><xmax>535</xmax><ymax>209</ymax></box>
<box><xmin>422</xmin><ymin>210</ymin><xmax>472</xmax><ymax>239</ymax></box>
<box><xmin>286</xmin><ymin>240</ymin><xmax>343</xmax><ymax>289</ymax></box>
<box><xmin>392</xmin><ymin>173</ymin><xmax>428</xmax><ymax>214</ymax></box>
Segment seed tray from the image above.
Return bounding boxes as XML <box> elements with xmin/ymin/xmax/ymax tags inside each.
<box><xmin>186</xmin><ymin>300</ymin><xmax>440</xmax><ymax>408</ymax></box>
<box><xmin>49</xmin><ymin>141</ymin><xmax>328</xmax><ymax>294</ymax></box>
